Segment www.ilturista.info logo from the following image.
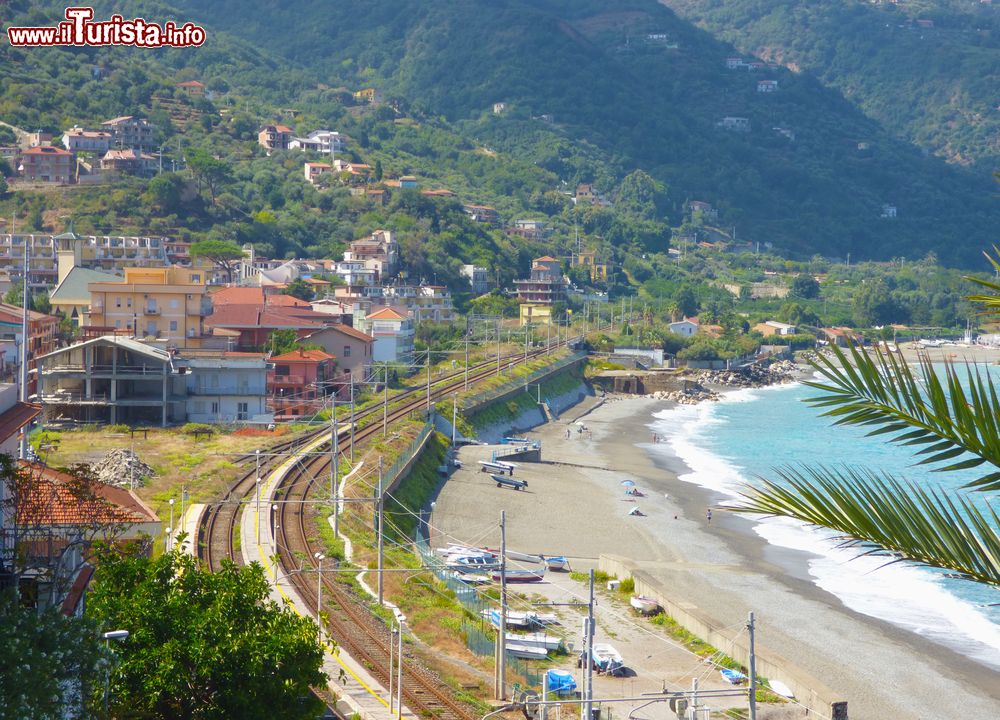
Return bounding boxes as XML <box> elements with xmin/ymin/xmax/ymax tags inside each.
<box><xmin>6</xmin><ymin>7</ymin><xmax>206</xmax><ymax>47</ymax></box>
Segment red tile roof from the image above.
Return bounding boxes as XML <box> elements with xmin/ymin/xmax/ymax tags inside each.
<box><xmin>210</xmin><ymin>286</ymin><xmax>265</xmax><ymax>305</ymax></box>
<box><xmin>266</xmin><ymin>294</ymin><xmax>310</xmax><ymax>307</ymax></box>
<box><xmin>206</xmin><ymin>303</ymin><xmax>329</xmax><ymax>330</ymax></box>
<box><xmin>270</xmin><ymin>348</ymin><xmax>336</xmax><ymax>363</ymax></box>
<box><xmin>176</xmin><ymin>80</ymin><xmax>205</xmax><ymax>88</ymax></box>
<box><xmin>306</xmin><ymin>324</ymin><xmax>374</xmax><ymax>343</ymax></box>
<box><xmin>16</xmin><ymin>462</ymin><xmax>159</xmax><ymax>527</ymax></box>
<box><xmin>366</xmin><ymin>307</ymin><xmax>407</xmax><ymax>321</ymax></box>
<box><xmin>0</xmin><ymin>402</ymin><xmax>41</xmax><ymax>444</ymax></box>
<box><xmin>22</xmin><ymin>146</ymin><xmax>73</xmax><ymax>156</ymax></box>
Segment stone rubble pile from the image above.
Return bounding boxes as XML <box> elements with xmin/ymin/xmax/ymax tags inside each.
<box><xmin>701</xmin><ymin>360</ymin><xmax>798</xmax><ymax>388</ymax></box>
<box><xmin>90</xmin><ymin>448</ymin><xmax>156</xmax><ymax>489</ymax></box>
<box><xmin>647</xmin><ymin>384</ymin><xmax>720</xmax><ymax>405</ymax></box>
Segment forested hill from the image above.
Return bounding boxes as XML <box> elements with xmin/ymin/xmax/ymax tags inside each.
<box><xmin>162</xmin><ymin>0</ymin><xmax>998</xmax><ymax>266</ymax></box>
<box><xmin>661</xmin><ymin>0</ymin><xmax>1000</xmax><ymax>168</ymax></box>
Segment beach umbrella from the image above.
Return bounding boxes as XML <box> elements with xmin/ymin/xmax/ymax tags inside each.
<box><xmin>621</xmin><ymin>480</ymin><xmax>635</xmax><ymax>487</ymax></box>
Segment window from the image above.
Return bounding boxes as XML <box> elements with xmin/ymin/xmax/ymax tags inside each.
<box><xmin>126</xmin><ymin>297</ymin><xmax>132</xmax><ymax>308</ymax></box>
<box><xmin>115</xmin><ymin>320</ymin><xmax>121</xmax><ymax>329</ymax></box>
<box><xmin>343</xmin><ymin>345</ymin><xmax>351</xmax><ymax>358</ymax></box>
<box><xmin>170</xmin><ymin>299</ymin><xmax>178</xmax><ymax>309</ymax></box>
<box><xmin>275</xmin><ymin>364</ymin><xmax>291</xmax><ymax>376</ymax></box>
<box><xmin>191</xmin><ymin>274</ymin><xmax>200</xmax><ymax>282</ymax></box>
<box><xmin>237</xmin><ymin>402</ymin><xmax>248</xmax><ymax>421</ymax></box>
<box><xmin>115</xmin><ymin>296</ymin><xmax>121</xmax><ymax>308</ymax></box>
<box><xmin>211</xmin><ymin>401</ymin><xmax>219</xmax><ymax>415</ymax></box>
<box><xmin>169</xmin><ymin>321</ymin><xmax>178</xmax><ymax>332</ymax></box>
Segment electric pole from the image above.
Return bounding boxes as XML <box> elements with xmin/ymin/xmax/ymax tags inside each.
<box><xmin>748</xmin><ymin>611</ymin><xmax>757</xmax><ymax>720</ymax></box>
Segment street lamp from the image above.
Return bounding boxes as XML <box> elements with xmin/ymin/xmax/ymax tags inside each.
<box><xmin>314</xmin><ymin>552</ymin><xmax>325</xmax><ymax>626</ymax></box>
<box><xmin>168</xmin><ymin>498</ymin><xmax>175</xmax><ymax>551</ymax></box>
<box><xmin>101</xmin><ymin>630</ymin><xmax>129</xmax><ymax>719</ymax></box>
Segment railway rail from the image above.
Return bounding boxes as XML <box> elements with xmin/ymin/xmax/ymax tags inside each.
<box><xmin>197</xmin><ymin>340</ymin><xmax>581</xmax><ymax>719</ymax></box>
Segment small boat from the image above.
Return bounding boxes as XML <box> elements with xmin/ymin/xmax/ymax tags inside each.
<box><xmin>457</xmin><ymin>573</ymin><xmax>492</xmax><ymax>585</ymax></box>
<box><xmin>482</xmin><ymin>609</ymin><xmax>560</xmax><ymax>629</ymax></box>
<box><xmin>505</xmin><ymin>642</ymin><xmax>548</xmax><ymax>660</ymax></box>
<box><xmin>584</xmin><ymin>643</ymin><xmax>625</xmax><ymax>676</ymax></box>
<box><xmin>490</xmin><ymin>568</ymin><xmax>546</xmax><ymax>583</ymax></box>
<box><xmin>629</xmin><ymin>595</ymin><xmax>661</xmax><ymax>615</ymax></box>
<box><xmin>767</xmin><ymin>680</ymin><xmax>794</xmax><ymax>698</ymax></box>
<box><xmin>545</xmin><ymin>670</ymin><xmax>577</xmax><ymax>696</ymax></box>
<box><xmin>448</xmin><ymin>555</ymin><xmax>499</xmax><ymax>573</ymax></box>
<box><xmin>486</xmin><ymin>548</ymin><xmax>544</xmax><ymax>564</ymax></box>
<box><xmin>506</xmin><ymin>632</ymin><xmax>564</xmax><ymax>651</ymax></box>
<box><xmin>720</xmin><ymin>668</ymin><xmax>747</xmax><ymax>685</ymax></box>
<box><xmin>544</xmin><ymin>556</ymin><xmax>569</xmax><ymax>571</ymax></box>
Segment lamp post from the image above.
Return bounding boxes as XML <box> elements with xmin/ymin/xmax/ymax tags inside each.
<box><xmin>102</xmin><ymin>629</ymin><xmax>129</xmax><ymax>720</ymax></box>
<box><xmin>314</xmin><ymin>552</ymin><xmax>325</xmax><ymax>626</ymax></box>
<box><xmin>167</xmin><ymin>498</ymin><xmax>175</xmax><ymax>551</ymax></box>
<box><xmin>255</xmin><ymin>449</ymin><xmax>262</xmax><ymax>544</ymax></box>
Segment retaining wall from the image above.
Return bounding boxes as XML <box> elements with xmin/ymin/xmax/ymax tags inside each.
<box><xmin>599</xmin><ymin>554</ymin><xmax>844</xmax><ymax>719</ymax></box>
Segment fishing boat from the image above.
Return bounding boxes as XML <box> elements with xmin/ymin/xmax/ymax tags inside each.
<box><xmin>629</xmin><ymin>595</ymin><xmax>661</xmax><ymax>615</ymax></box>
<box><xmin>767</xmin><ymin>680</ymin><xmax>794</xmax><ymax>698</ymax></box>
<box><xmin>482</xmin><ymin>609</ymin><xmax>560</xmax><ymax>629</ymax></box>
<box><xmin>486</xmin><ymin>548</ymin><xmax>544</xmax><ymax>564</ymax></box>
<box><xmin>544</xmin><ymin>556</ymin><xmax>569</xmax><ymax>571</ymax></box>
<box><xmin>580</xmin><ymin>643</ymin><xmax>625</xmax><ymax>675</ymax></box>
<box><xmin>489</xmin><ymin>568</ymin><xmax>545</xmax><ymax>583</ymax></box>
<box><xmin>505</xmin><ymin>632</ymin><xmax>564</xmax><ymax>651</ymax></box>
<box><xmin>505</xmin><ymin>642</ymin><xmax>548</xmax><ymax>660</ymax></box>
<box><xmin>448</xmin><ymin>555</ymin><xmax>499</xmax><ymax>573</ymax></box>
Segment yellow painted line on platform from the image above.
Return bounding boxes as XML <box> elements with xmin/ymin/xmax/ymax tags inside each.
<box><xmin>254</xmin><ymin>429</ymin><xmax>392</xmax><ymax>710</ymax></box>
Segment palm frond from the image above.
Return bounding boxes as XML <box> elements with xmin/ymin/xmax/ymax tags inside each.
<box><xmin>964</xmin><ymin>247</ymin><xmax>1000</xmax><ymax>313</ymax></box>
<box><xmin>807</xmin><ymin>342</ymin><xmax>1000</xmax><ymax>491</ymax></box>
<box><xmin>735</xmin><ymin>466</ymin><xmax>1000</xmax><ymax>586</ymax></box>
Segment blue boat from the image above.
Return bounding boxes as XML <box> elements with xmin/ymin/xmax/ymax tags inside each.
<box><xmin>720</xmin><ymin>668</ymin><xmax>747</xmax><ymax>685</ymax></box>
<box><xmin>545</xmin><ymin>670</ymin><xmax>577</xmax><ymax>696</ymax></box>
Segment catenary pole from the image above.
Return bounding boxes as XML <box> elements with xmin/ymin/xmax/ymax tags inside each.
<box><xmin>748</xmin><ymin>611</ymin><xmax>757</xmax><ymax>720</ymax></box>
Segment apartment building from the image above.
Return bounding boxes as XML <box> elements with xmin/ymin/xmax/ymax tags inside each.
<box><xmin>515</xmin><ymin>256</ymin><xmax>568</xmax><ymax>326</ymax></box>
<box><xmin>86</xmin><ymin>267</ymin><xmax>210</xmax><ymax>346</ymax></box>
<box><xmin>100</xmin><ymin>116</ymin><xmax>157</xmax><ymax>148</ymax></box>
<box><xmin>359</xmin><ymin>307</ymin><xmax>414</xmax><ymax>364</ymax></box>
<box><xmin>62</xmin><ymin>127</ymin><xmax>112</xmax><ymax>154</ymax></box>
<box><xmin>19</xmin><ymin>146</ymin><xmax>74</xmax><ymax>183</ymax></box>
<box><xmin>176</xmin><ymin>351</ymin><xmax>272</xmax><ymax>424</ymax></box>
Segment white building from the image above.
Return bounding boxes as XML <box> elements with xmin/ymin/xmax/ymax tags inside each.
<box><xmin>288</xmin><ymin>130</ymin><xmax>345</xmax><ymax>154</ymax></box>
<box><xmin>62</xmin><ymin>127</ymin><xmax>112</xmax><ymax>154</ymax></box>
<box><xmin>668</xmin><ymin>318</ymin><xmax>699</xmax><ymax>337</ymax></box>
<box><xmin>461</xmin><ymin>264</ymin><xmax>489</xmax><ymax>295</ymax></box>
<box><xmin>178</xmin><ymin>352</ymin><xmax>273</xmax><ymax>424</ymax></box>
<box><xmin>360</xmin><ymin>307</ymin><xmax>414</xmax><ymax>364</ymax></box>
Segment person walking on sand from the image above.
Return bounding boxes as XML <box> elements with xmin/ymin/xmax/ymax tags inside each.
<box><xmin>566</xmin><ymin>428</ymin><xmax>571</xmax><ymax>439</ymax></box>
<box><xmin>706</xmin><ymin>508</ymin><xmax>713</xmax><ymax>524</ymax></box>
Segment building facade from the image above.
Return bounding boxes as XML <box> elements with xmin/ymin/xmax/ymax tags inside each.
<box><xmin>20</xmin><ymin>146</ymin><xmax>74</xmax><ymax>183</ymax></box>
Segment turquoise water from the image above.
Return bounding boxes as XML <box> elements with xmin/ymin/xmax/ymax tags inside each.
<box><xmin>649</xmin><ymin>376</ymin><xmax>1000</xmax><ymax>669</ymax></box>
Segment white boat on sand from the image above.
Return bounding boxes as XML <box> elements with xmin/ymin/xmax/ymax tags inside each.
<box><xmin>489</xmin><ymin>568</ymin><xmax>545</xmax><ymax>583</ymax></box>
<box><xmin>506</xmin><ymin>632</ymin><xmax>564</xmax><ymax>651</ymax></box>
<box><xmin>543</xmin><ymin>556</ymin><xmax>569</xmax><ymax>571</ymax></box>
<box><xmin>768</xmin><ymin>680</ymin><xmax>795</xmax><ymax>698</ymax></box>
<box><xmin>629</xmin><ymin>595</ymin><xmax>661</xmax><ymax>615</ymax></box>
<box><xmin>506</xmin><ymin>642</ymin><xmax>548</xmax><ymax>660</ymax></box>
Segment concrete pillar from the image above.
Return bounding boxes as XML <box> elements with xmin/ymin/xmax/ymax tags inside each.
<box><xmin>161</xmin><ymin>364</ymin><xmax>168</xmax><ymax>427</ymax></box>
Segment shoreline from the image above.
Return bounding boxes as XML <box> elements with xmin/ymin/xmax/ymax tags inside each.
<box><xmin>430</xmin><ymin>366</ymin><xmax>1000</xmax><ymax>719</ymax></box>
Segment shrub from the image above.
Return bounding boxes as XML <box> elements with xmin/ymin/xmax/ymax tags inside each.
<box><xmin>182</xmin><ymin>422</ymin><xmax>215</xmax><ymax>436</ymax></box>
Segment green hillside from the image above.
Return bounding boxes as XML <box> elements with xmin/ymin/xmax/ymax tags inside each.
<box><xmin>161</xmin><ymin>0</ymin><xmax>1000</xmax><ymax>266</ymax></box>
<box><xmin>661</xmin><ymin>0</ymin><xmax>1000</xmax><ymax>167</ymax></box>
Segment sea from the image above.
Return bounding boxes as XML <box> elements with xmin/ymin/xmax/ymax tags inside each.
<box><xmin>648</xmin><ymin>375</ymin><xmax>1000</xmax><ymax>670</ymax></box>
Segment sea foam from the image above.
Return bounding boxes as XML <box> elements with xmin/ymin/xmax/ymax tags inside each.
<box><xmin>648</xmin><ymin>384</ymin><xmax>1000</xmax><ymax>670</ymax></box>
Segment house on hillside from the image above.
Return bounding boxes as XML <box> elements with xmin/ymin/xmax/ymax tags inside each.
<box><xmin>19</xmin><ymin>146</ymin><xmax>75</xmax><ymax>183</ymax></box>
<box><xmin>717</xmin><ymin>117</ymin><xmax>751</xmax><ymax>132</ymax></box>
<box><xmin>668</xmin><ymin>318</ymin><xmax>699</xmax><ymax>337</ymax></box>
<box><xmin>353</xmin><ymin>88</ymin><xmax>383</xmax><ymax>104</ymax></box>
<box><xmin>881</xmin><ymin>204</ymin><xmax>897</xmax><ymax>219</ymax></box>
<box><xmin>258</xmin><ymin>124</ymin><xmax>294</xmax><ymax>151</ymax></box>
<box><xmin>304</xmin><ymin>162</ymin><xmax>332</xmax><ymax>185</ymax></box>
<box><xmin>462</xmin><ymin>204</ymin><xmax>500</xmax><ymax>226</ymax></box>
<box><xmin>515</xmin><ymin>256</ymin><xmax>568</xmax><ymax>326</ymax></box>
<box><xmin>99</xmin><ymin>148</ymin><xmax>157</xmax><ymax>175</ymax></box>
<box><xmin>506</xmin><ymin>219</ymin><xmax>550</xmax><ymax>240</ymax></box>
<box><xmin>62</xmin><ymin>127</ymin><xmax>112</xmax><ymax>154</ymax></box>
<box><xmin>287</xmin><ymin>130</ymin><xmax>344</xmax><ymax>154</ymax></box>
<box><xmin>757</xmin><ymin>80</ymin><xmax>779</xmax><ymax>93</ymax></box>
<box><xmin>753</xmin><ymin>320</ymin><xmax>797</xmax><ymax>337</ymax></box>
<box><xmin>101</xmin><ymin>116</ymin><xmax>157</xmax><ymax>149</ymax></box>
<box><xmin>176</xmin><ymin>80</ymin><xmax>207</xmax><ymax>97</ymax></box>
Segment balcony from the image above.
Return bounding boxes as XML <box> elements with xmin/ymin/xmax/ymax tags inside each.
<box><xmin>189</xmin><ymin>385</ymin><xmax>257</xmax><ymax>396</ymax></box>
<box><xmin>270</xmin><ymin>374</ymin><xmax>306</xmax><ymax>386</ymax></box>
<box><xmin>143</xmin><ymin>307</ymin><xmax>160</xmax><ymax>315</ymax></box>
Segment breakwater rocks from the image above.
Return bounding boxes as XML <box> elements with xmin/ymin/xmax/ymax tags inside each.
<box><xmin>647</xmin><ymin>384</ymin><xmax>720</xmax><ymax>405</ymax></box>
<box><xmin>700</xmin><ymin>359</ymin><xmax>798</xmax><ymax>388</ymax></box>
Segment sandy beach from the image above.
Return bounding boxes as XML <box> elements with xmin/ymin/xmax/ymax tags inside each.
<box><xmin>430</xmin><ymin>386</ymin><xmax>1000</xmax><ymax>720</ymax></box>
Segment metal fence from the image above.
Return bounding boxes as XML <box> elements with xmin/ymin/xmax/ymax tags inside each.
<box><xmin>415</xmin><ymin>534</ymin><xmax>544</xmax><ymax>689</ymax></box>
<box><xmin>379</xmin><ymin>420</ymin><xmax>434</xmax><ymax>496</ymax></box>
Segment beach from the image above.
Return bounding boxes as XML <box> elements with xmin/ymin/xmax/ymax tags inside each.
<box><xmin>430</xmin><ymin>385</ymin><xmax>1000</xmax><ymax>719</ymax></box>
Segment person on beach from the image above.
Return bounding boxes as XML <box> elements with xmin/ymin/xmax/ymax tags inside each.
<box><xmin>706</xmin><ymin>508</ymin><xmax>713</xmax><ymax>524</ymax></box>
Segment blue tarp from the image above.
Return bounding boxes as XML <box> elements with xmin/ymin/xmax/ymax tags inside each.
<box><xmin>545</xmin><ymin>670</ymin><xmax>577</xmax><ymax>695</ymax></box>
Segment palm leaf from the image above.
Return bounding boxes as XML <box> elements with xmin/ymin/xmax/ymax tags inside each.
<box><xmin>964</xmin><ymin>247</ymin><xmax>1000</xmax><ymax>314</ymax></box>
<box><xmin>807</xmin><ymin>342</ymin><xmax>1000</xmax><ymax>491</ymax></box>
<box><xmin>735</xmin><ymin>466</ymin><xmax>1000</xmax><ymax>586</ymax></box>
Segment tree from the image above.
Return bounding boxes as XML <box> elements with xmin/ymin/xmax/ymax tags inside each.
<box><xmin>189</xmin><ymin>239</ymin><xmax>244</xmax><ymax>284</ymax></box>
<box><xmin>282</xmin><ymin>278</ymin><xmax>315</xmax><ymax>301</ymax></box>
<box><xmin>735</xmin><ymin>253</ymin><xmax>1000</xmax><ymax>586</ymax></box>
<box><xmin>143</xmin><ymin>173</ymin><xmax>185</xmax><ymax>213</ymax></box>
<box><xmin>0</xmin><ymin>176</ymin><xmax>7</xmax><ymax>197</ymax></box>
<box><xmin>186</xmin><ymin>148</ymin><xmax>232</xmax><ymax>203</ymax></box>
<box><xmin>267</xmin><ymin>329</ymin><xmax>301</xmax><ymax>355</ymax></box>
<box><xmin>674</xmin><ymin>286</ymin><xmax>699</xmax><ymax>318</ymax></box>
<box><xmin>852</xmin><ymin>277</ymin><xmax>897</xmax><ymax>326</ymax></box>
<box><xmin>1</xmin><ymin>592</ymin><xmax>105</xmax><ymax>720</ymax></box>
<box><xmin>791</xmin><ymin>273</ymin><xmax>820</xmax><ymax>299</ymax></box>
<box><xmin>87</xmin><ymin>545</ymin><xmax>326</xmax><ymax>719</ymax></box>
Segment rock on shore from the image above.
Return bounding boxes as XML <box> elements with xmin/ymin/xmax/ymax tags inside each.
<box><xmin>700</xmin><ymin>359</ymin><xmax>798</xmax><ymax>388</ymax></box>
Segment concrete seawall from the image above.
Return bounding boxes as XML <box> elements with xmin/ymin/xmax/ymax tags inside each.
<box><xmin>600</xmin><ymin>553</ymin><xmax>843</xmax><ymax>719</ymax></box>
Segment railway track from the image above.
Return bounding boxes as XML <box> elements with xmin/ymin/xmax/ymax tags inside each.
<box><xmin>199</xmin><ymin>340</ymin><xmax>581</xmax><ymax>719</ymax></box>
